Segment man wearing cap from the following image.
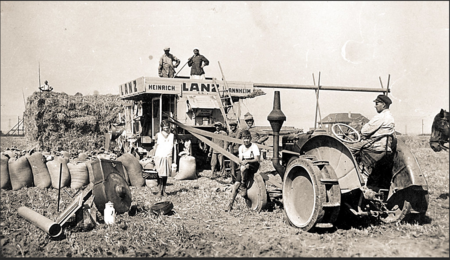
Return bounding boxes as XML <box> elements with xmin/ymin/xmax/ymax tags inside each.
<box><xmin>208</xmin><ymin>121</ymin><xmax>227</xmax><ymax>177</ymax></box>
<box><xmin>348</xmin><ymin>94</ymin><xmax>396</xmax><ymax>190</ymax></box>
<box><xmin>158</xmin><ymin>47</ymin><xmax>180</xmax><ymax>78</ymax></box>
<box><xmin>226</xmin><ymin>119</ymin><xmax>242</xmax><ymax>183</ymax></box>
<box><xmin>188</xmin><ymin>49</ymin><xmax>209</xmax><ymax>79</ymax></box>
<box><xmin>226</xmin><ymin>129</ymin><xmax>261</xmax><ymax>212</ymax></box>
<box><xmin>243</xmin><ymin>112</ymin><xmax>268</xmax><ymax>144</ymax></box>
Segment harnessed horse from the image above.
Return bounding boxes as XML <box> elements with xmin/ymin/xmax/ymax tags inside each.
<box><xmin>429</xmin><ymin>109</ymin><xmax>450</xmax><ymax>152</ymax></box>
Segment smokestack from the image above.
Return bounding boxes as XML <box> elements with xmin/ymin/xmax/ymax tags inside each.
<box><xmin>267</xmin><ymin>91</ymin><xmax>286</xmax><ymax>178</ymax></box>
<box><xmin>348</xmin><ymin>111</ymin><xmax>351</xmax><ymax>119</ymax></box>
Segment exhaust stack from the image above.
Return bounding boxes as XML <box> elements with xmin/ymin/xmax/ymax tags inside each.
<box><xmin>267</xmin><ymin>91</ymin><xmax>286</xmax><ymax>178</ymax></box>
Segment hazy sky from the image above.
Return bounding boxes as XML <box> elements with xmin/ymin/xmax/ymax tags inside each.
<box><xmin>1</xmin><ymin>1</ymin><xmax>449</xmax><ymax>134</ymax></box>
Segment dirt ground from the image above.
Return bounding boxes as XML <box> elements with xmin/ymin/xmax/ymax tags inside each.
<box><xmin>1</xmin><ymin>136</ymin><xmax>449</xmax><ymax>257</ymax></box>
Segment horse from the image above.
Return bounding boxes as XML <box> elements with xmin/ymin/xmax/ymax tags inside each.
<box><xmin>429</xmin><ymin>109</ymin><xmax>450</xmax><ymax>152</ymax></box>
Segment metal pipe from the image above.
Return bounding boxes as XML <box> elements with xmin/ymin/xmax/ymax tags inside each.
<box><xmin>267</xmin><ymin>91</ymin><xmax>286</xmax><ymax>178</ymax></box>
<box><xmin>254</xmin><ymin>83</ymin><xmax>390</xmax><ymax>93</ymax></box>
<box><xmin>18</xmin><ymin>206</ymin><xmax>62</xmax><ymax>238</ymax></box>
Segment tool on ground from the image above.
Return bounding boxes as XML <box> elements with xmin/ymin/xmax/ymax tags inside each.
<box><xmin>18</xmin><ymin>159</ymin><xmax>132</xmax><ymax>238</ymax></box>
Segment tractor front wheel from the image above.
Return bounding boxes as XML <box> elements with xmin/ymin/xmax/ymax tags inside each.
<box><xmin>282</xmin><ymin>157</ymin><xmax>340</xmax><ymax>232</ymax></box>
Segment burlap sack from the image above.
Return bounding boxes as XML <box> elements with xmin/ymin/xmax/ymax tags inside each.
<box><xmin>26</xmin><ymin>152</ymin><xmax>51</xmax><ymax>189</ymax></box>
<box><xmin>1</xmin><ymin>154</ymin><xmax>11</xmax><ymax>190</ymax></box>
<box><xmin>9</xmin><ymin>156</ymin><xmax>33</xmax><ymax>190</ymax></box>
<box><xmin>46</xmin><ymin>156</ymin><xmax>71</xmax><ymax>189</ymax></box>
<box><xmin>117</xmin><ymin>153</ymin><xmax>144</xmax><ymax>187</ymax></box>
<box><xmin>67</xmin><ymin>161</ymin><xmax>89</xmax><ymax>189</ymax></box>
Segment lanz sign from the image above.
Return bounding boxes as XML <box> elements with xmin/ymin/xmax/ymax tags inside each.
<box><xmin>119</xmin><ymin>77</ymin><xmax>253</xmax><ymax>98</ymax></box>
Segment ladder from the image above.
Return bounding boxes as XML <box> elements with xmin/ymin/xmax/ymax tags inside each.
<box><xmin>211</xmin><ymin>62</ymin><xmax>238</xmax><ymax>130</ymax></box>
<box><xmin>212</xmin><ymin>77</ymin><xmax>233</xmax><ymax>130</ymax></box>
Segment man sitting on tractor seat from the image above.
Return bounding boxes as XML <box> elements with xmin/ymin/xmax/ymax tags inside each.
<box><xmin>348</xmin><ymin>94</ymin><xmax>396</xmax><ymax>193</ymax></box>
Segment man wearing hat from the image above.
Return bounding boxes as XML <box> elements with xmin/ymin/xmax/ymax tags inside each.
<box><xmin>208</xmin><ymin>121</ymin><xmax>227</xmax><ymax>178</ymax></box>
<box><xmin>243</xmin><ymin>112</ymin><xmax>260</xmax><ymax>141</ymax></box>
<box><xmin>243</xmin><ymin>112</ymin><xmax>269</xmax><ymax>144</ymax></box>
<box><xmin>158</xmin><ymin>47</ymin><xmax>180</xmax><ymax>78</ymax></box>
<box><xmin>226</xmin><ymin>119</ymin><xmax>242</xmax><ymax>183</ymax></box>
<box><xmin>348</xmin><ymin>94</ymin><xmax>396</xmax><ymax>190</ymax></box>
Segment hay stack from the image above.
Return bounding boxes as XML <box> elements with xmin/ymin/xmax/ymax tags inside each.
<box><xmin>23</xmin><ymin>91</ymin><xmax>127</xmax><ymax>153</ymax></box>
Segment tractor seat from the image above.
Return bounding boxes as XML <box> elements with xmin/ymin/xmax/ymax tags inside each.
<box><xmin>353</xmin><ymin>133</ymin><xmax>397</xmax><ymax>179</ymax></box>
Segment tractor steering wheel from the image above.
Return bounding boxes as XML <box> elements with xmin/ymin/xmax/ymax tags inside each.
<box><xmin>331</xmin><ymin>123</ymin><xmax>361</xmax><ymax>143</ymax></box>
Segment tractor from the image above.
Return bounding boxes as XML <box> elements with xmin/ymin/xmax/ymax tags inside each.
<box><xmin>266</xmin><ymin>91</ymin><xmax>429</xmax><ymax>232</ymax></box>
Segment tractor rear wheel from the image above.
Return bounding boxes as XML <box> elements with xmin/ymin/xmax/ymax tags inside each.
<box><xmin>282</xmin><ymin>157</ymin><xmax>340</xmax><ymax>232</ymax></box>
<box><xmin>380</xmin><ymin>200</ymin><xmax>411</xmax><ymax>224</ymax></box>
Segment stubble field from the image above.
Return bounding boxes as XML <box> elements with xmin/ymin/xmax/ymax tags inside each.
<box><xmin>0</xmin><ymin>135</ymin><xmax>448</xmax><ymax>257</ymax></box>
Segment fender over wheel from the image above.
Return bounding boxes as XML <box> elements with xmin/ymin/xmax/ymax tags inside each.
<box><xmin>244</xmin><ymin>172</ymin><xmax>268</xmax><ymax>212</ymax></box>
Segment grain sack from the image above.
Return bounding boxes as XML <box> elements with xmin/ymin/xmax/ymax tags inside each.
<box><xmin>117</xmin><ymin>153</ymin><xmax>144</xmax><ymax>187</ymax></box>
<box><xmin>26</xmin><ymin>152</ymin><xmax>51</xmax><ymax>189</ymax></box>
<box><xmin>78</xmin><ymin>153</ymin><xmax>89</xmax><ymax>162</ymax></box>
<box><xmin>60</xmin><ymin>151</ymin><xmax>70</xmax><ymax>160</ymax></box>
<box><xmin>46</xmin><ymin>156</ymin><xmax>70</xmax><ymax>189</ymax></box>
<box><xmin>67</xmin><ymin>161</ymin><xmax>89</xmax><ymax>189</ymax></box>
<box><xmin>3</xmin><ymin>150</ymin><xmax>15</xmax><ymax>159</ymax></box>
<box><xmin>9</xmin><ymin>156</ymin><xmax>33</xmax><ymax>190</ymax></box>
<box><xmin>175</xmin><ymin>155</ymin><xmax>197</xmax><ymax>180</ymax></box>
<box><xmin>1</xmin><ymin>154</ymin><xmax>11</xmax><ymax>190</ymax></box>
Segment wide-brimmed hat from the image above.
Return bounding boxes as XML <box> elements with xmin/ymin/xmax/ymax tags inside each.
<box><xmin>373</xmin><ymin>95</ymin><xmax>392</xmax><ymax>105</ymax></box>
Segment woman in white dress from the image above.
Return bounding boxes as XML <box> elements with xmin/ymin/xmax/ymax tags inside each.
<box><xmin>153</xmin><ymin>120</ymin><xmax>175</xmax><ymax>197</ymax></box>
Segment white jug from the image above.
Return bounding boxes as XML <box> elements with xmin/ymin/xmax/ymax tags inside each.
<box><xmin>104</xmin><ymin>201</ymin><xmax>116</xmax><ymax>225</ymax></box>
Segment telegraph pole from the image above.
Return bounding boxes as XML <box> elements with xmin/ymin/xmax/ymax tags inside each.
<box><xmin>422</xmin><ymin>119</ymin><xmax>424</xmax><ymax>135</ymax></box>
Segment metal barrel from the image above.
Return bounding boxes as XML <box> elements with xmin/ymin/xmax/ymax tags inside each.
<box><xmin>18</xmin><ymin>206</ymin><xmax>62</xmax><ymax>237</ymax></box>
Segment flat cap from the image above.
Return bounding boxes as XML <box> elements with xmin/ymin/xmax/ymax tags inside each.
<box><xmin>228</xmin><ymin>119</ymin><xmax>238</xmax><ymax>125</ymax></box>
<box><xmin>164</xmin><ymin>47</ymin><xmax>170</xmax><ymax>51</ymax></box>
<box><xmin>373</xmin><ymin>95</ymin><xmax>392</xmax><ymax>105</ymax></box>
<box><xmin>244</xmin><ymin>112</ymin><xmax>253</xmax><ymax>121</ymax></box>
<box><xmin>213</xmin><ymin>121</ymin><xmax>223</xmax><ymax>127</ymax></box>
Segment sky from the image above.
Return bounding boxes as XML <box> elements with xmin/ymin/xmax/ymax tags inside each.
<box><xmin>1</xmin><ymin>1</ymin><xmax>449</xmax><ymax>134</ymax></box>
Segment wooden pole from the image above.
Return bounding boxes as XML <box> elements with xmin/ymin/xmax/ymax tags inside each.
<box><xmin>254</xmin><ymin>83</ymin><xmax>389</xmax><ymax>93</ymax></box>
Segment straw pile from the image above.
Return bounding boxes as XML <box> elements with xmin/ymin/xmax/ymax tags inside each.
<box><xmin>23</xmin><ymin>91</ymin><xmax>129</xmax><ymax>152</ymax></box>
